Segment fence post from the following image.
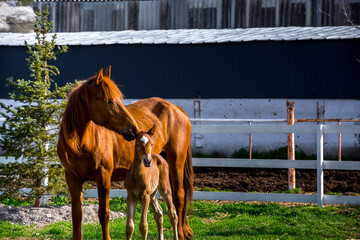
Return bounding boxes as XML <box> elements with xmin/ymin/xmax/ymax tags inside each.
<box><xmin>317</xmin><ymin>124</ymin><xmax>324</xmax><ymax>207</ymax></box>
<box><xmin>338</xmin><ymin>121</ymin><xmax>342</xmax><ymax>161</ymax></box>
<box><xmin>287</xmin><ymin>100</ymin><xmax>296</xmax><ymax>190</ymax></box>
<box><xmin>249</xmin><ymin>122</ymin><xmax>252</xmax><ymax>159</ymax></box>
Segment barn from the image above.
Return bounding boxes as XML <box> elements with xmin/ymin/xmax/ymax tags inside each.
<box><xmin>32</xmin><ymin>0</ymin><xmax>360</xmax><ymax>31</ymax></box>
<box><xmin>0</xmin><ymin>26</ymin><xmax>360</xmax><ymax>157</ymax></box>
<box><xmin>1</xmin><ymin>26</ymin><xmax>360</xmax><ymax>99</ymax></box>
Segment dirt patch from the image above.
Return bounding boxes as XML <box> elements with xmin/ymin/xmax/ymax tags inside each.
<box><xmin>106</xmin><ymin>168</ymin><xmax>360</xmax><ymax>195</ymax></box>
<box><xmin>0</xmin><ymin>204</ymin><xmax>124</xmax><ymax>226</ymax></box>
<box><xmin>193</xmin><ymin>168</ymin><xmax>360</xmax><ymax>194</ymax></box>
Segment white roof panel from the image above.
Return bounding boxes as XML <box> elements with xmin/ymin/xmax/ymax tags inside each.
<box><xmin>0</xmin><ymin>26</ymin><xmax>359</xmax><ymax>46</ymax></box>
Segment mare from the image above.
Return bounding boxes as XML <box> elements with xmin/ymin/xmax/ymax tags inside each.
<box><xmin>57</xmin><ymin>66</ymin><xmax>193</xmax><ymax>240</ymax></box>
<box><xmin>125</xmin><ymin>127</ymin><xmax>178</xmax><ymax>240</ymax></box>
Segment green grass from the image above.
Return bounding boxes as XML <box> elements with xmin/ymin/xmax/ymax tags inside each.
<box><xmin>194</xmin><ymin>146</ymin><xmax>357</xmax><ymax>161</ymax></box>
<box><xmin>0</xmin><ymin>196</ymin><xmax>71</xmax><ymax>207</ymax></box>
<box><xmin>0</xmin><ymin>197</ymin><xmax>359</xmax><ymax>240</ymax></box>
<box><xmin>193</xmin><ymin>151</ymin><xmax>222</xmax><ymax>158</ymax></box>
<box><xmin>273</xmin><ymin>188</ymin><xmax>303</xmax><ymax>194</ymax></box>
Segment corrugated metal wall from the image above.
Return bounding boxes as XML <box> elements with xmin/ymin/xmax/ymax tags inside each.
<box><xmin>32</xmin><ymin>0</ymin><xmax>360</xmax><ymax>32</ymax></box>
<box><xmin>1</xmin><ymin>40</ymin><xmax>359</xmax><ymax>99</ymax></box>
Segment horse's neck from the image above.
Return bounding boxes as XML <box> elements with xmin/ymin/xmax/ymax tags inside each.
<box><xmin>62</xmin><ymin>111</ymin><xmax>99</xmax><ymax>154</ymax></box>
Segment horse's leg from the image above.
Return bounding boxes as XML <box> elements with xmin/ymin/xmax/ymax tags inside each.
<box><xmin>158</xmin><ymin>175</ymin><xmax>178</xmax><ymax>240</ymax></box>
<box><xmin>150</xmin><ymin>191</ymin><xmax>164</xmax><ymax>240</ymax></box>
<box><xmin>126</xmin><ymin>194</ymin><xmax>137</xmax><ymax>240</ymax></box>
<box><xmin>139</xmin><ymin>195</ymin><xmax>150</xmax><ymax>240</ymax></box>
<box><xmin>96</xmin><ymin>166</ymin><xmax>113</xmax><ymax>240</ymax></box>
<box><xmin>65</xmin><ymin>171</ymin><xmax>84</xmax><ymax>240</ymax></box>
<box><xmin>164</xmin><ymin>143</ymin><xmax>192</xmax><ymax>240</ymax></box>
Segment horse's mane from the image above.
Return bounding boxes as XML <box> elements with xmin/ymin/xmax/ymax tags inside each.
<box><xmin>60</xmin><ymin>75</ymin><xmax>124</xmax><ymax>154</ymax></box>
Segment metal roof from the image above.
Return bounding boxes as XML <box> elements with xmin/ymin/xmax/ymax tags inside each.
<box><xmin>0</xmin><ymin>26</ymin><xmax>359</xmax><ymax>46</ymax></box>
<box><xmin>33</xmin><ymin>0</ymin><xmax>133</xmax><ymax>1</ymax></box>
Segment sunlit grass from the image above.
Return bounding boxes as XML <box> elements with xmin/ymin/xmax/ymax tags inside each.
<box><xmin>0</xmin><ymin>197</ymin><xmax>359</xmax><ymax>239</ymax></box>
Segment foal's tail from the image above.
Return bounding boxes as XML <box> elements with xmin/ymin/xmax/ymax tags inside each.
<box><xmin>183</xmin><ymin>141</ymin><xmax>194</xmax><ymax>239</ymax></box>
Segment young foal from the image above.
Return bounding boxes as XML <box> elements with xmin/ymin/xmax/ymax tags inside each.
<box><xmin>125</xmin><ymin>127</ymin><xmax>178</xmax><ymax>240</ymax></box>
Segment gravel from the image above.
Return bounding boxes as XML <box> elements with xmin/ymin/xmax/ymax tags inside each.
<box><xmin>0</xmin><ymin>203</ymin><xmax>125</xmax><ymax>226</ymax></box>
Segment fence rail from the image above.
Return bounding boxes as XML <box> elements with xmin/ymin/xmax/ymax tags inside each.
<box><xmin>1</xmin><ymin>123</ymin><xmax>360</xmax><ymax>206</ymax></box>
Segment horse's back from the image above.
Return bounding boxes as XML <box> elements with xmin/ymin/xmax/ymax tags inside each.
<box><xmin>127</xmin><ymin>97</ymin><xmax>188</xmax><ymax>120</ymax></box>
<box><xmin>126</xmin><ymin>97</ymin><xmax>191</xmax><ymax>135</ymax></box>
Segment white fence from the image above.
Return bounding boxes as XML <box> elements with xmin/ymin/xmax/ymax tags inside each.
<box><xmin>1</xmin><ymin>122</ymin><xmax>360</xmax><ymax>206</ymax></box>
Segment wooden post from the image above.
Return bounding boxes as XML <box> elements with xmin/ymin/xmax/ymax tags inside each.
<box><xmin>245</xmin><ymin>0</ymin><xmax>250</xmax><ymax>28</ymax></box>
<box><xmin>316</xmin><ymin>0</ymin><xmax>323</xmax><ymax>26</ymax></box>
<box><xmin>338</xmin><ymin>121</ymin><xmax>342</xmax><ymax>161</ymax></box>
<box><xmin>305</xmin><ymin>0</ymin><xmax>312</xmax><ymax>26</ymax></box>
<box><xmin>275</xmin><ymin>0</ymin><xmax>280</xmax><ymax>27</ymax></box>
<box><xmin>287</xmin><ymin>100</ymin><xmax>295</xmax><ymax>190</ymax></box>
<box><xmin>249</xmin><ymin>122</ymin><xmax>252</xmax><ymax>159</ymax></box>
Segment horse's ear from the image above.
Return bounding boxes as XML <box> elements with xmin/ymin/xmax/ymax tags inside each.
<box><xmin>96</xmin><ymin>68</ymin><xmax>104</xmax><ymax>85</ymax></box>
<box><xmin>147</xmin><ymin>125</ymin><xmax>155</xmax><ymax>137</ymax></box>
<box><xmin>104</xmin><ymin>66</ymin><xmax>112</xmax><ymax>78</ymax></box>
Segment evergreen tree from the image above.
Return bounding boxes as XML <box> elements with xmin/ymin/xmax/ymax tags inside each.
<box><xmin>0</xmin><ymin>6</ymin><xmax>73</xmax><ymax>207</ymax></box>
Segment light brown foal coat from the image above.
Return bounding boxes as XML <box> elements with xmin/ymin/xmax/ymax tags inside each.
<box><xmin>125</xmin><ymin>131</ymin><xmax>178</xmax><ymax>240</ymax></box>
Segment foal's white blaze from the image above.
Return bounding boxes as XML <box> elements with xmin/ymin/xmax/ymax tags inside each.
<box><xmin>140</xmin><ymin>136</ymin><xmax>149</xmax><ymax>144</ymax></box>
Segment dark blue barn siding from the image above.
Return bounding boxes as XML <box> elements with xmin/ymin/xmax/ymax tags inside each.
<box><xmin>1</xmin><ymin>40</ymin><xmax>359</xmax><ymax>99</ymax></box>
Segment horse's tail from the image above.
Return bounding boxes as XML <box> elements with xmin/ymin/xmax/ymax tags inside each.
<box><xmin>183</xmin><ymin>141</ymin><xmax>194</xmax><ymax>239</ymax></box>
<box><xmin>184</xmin><ymin>143</ymin><xmax>194</xmax><ymax>202</ymax></box>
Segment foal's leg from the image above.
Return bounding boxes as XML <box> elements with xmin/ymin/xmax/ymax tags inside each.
<box><xmin>150</xmin><ymin>191</ymin><xmax>164</xmax><ymax>240</ymax></box>
<box><xmin>126</xmin><ymin>194</ymin><xmax>137</xmax><ymax>240</ymax></box>
<box><xmin>139</xmin><ymin>195</ymin><xmax>150</xmax><ymax>240</ymax></box>
<box><xmin>65</xmin><ymin>171</ymin><xmax>84</xmax><ymax>240</ymax></box>
<box><xmin>96</xmin><ymin>166</ymin><xmax>113</xmax><ymax>240</ymax></box>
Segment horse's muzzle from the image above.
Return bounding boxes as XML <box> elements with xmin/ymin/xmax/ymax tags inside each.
<box><xmin>143</xmin><ymin>157</ymin><xmax>152</xmax><ymax>167</ymax></box>
<box><xmin>122</xmin><ymin>130</ymin><xmax>135</xmax><ymax>141</ymax></box>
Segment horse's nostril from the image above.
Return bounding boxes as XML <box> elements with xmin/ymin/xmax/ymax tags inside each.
<box><xmin>143</xmin><ymin>158</ymin><xmax>152</xmax><ymax>167</ymax></box>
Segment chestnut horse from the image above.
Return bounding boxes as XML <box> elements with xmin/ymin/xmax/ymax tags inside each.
<box><xmin>57</xmin><ymin>66</ymin><xmax>193</xmax><ymax>240</ymax></box>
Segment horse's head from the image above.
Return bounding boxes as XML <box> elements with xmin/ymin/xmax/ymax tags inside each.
<box><xmin>135</xmin><ymin>126</ymin><xmax>155</xmax><ymax>167</ymax></box>
<box><xmin>86</xmin><ymin>66</ymin><xmax>139</xmax><ymax>141</ymax></box>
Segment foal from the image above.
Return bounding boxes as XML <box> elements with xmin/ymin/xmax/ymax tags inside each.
<box><xmin>125</xmin><ymin>127</ymin><xmax>179</xmax><ymax>240</ymax></box>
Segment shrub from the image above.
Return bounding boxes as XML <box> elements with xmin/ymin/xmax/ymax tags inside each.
<box><xmin>0</xmin><ymin>6</ymin><xmax>73</xmax><ymax>207</ymax></box>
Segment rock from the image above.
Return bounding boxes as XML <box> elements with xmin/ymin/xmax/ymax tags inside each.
<box><xmin>0</xmin><ymin>2</ymin><xmax>35</xmax><ymax>32</ymax></box>
<box><xmin>0</xmin><ymin>204</ymin><xmax>125</xmax><ymax>226</ymax></box>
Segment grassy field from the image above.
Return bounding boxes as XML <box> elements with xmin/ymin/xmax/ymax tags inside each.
<box><xmin>0</xmin><ymin>196</ymin><xmax>359</xmax><ymax>240</ymax></box>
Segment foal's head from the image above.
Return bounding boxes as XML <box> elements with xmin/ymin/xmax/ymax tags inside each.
<box><xmin>135</xmin><ymin>126</ymin><xmax>155</xmax><ymax>167</ymax></box>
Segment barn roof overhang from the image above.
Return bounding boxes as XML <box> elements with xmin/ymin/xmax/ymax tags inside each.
<box><xmin>0</xmin><ymin>26</ymin><xmax>359</xmax><ymax>46</ymax></box>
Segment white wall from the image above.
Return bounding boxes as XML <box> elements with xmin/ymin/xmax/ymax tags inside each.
<box><xmin>124</xmin><ymin>99</ymin><xmax>360</xmax><ymax>159</ymax></box>
<box><xmin>2</xmin><ymin>98</ymin><xmax>359</xmax><ymax>159</ymax></box>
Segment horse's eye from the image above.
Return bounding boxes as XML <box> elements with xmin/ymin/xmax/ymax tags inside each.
<box><xmin>107</xmin><ymin>100</ymin><xmax>114</xmax><ymax>105</ymax></box>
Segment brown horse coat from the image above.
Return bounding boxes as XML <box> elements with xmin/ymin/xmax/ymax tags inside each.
<box><xmin>57</xmin><ymin>67</ymin><xmax>193</xmax><ymax>240</ymax></box>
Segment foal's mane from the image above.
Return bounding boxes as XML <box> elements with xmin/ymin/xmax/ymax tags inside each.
<box><xmin>61</xmin><ymin>74</ymin><xmax>124</xmax><ymax>154</ymax></box>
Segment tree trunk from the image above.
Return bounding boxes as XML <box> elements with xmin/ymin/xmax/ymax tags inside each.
<box><xmin>35</xmin><ymin>196</ymin><xmax>41</xmax><ymax>207</ymax></box>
